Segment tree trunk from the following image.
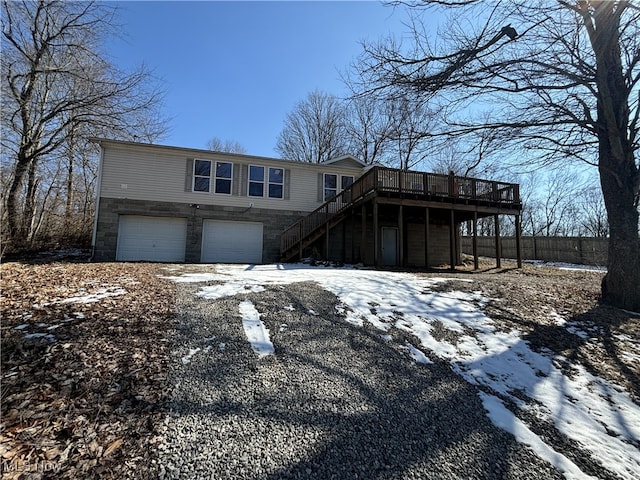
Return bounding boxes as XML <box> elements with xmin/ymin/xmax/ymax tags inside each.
<box><xmin>599</xmin><ymin>151</ymin><xmax>640</xmax><ymax>312</ymax></box>
<box><xmin>24</xmin><ymin>159</ymin><xmax>39</xmax><ymax>243</ymax></box>
<box><xmin>590</xmin><ymin>3</ymin><xmax>640</xmax><ymax>312</ymax></box>
<box><xmin>65</xmin><ymin>138</ymin><xmax>75</xmax><ymax>236</ymax></box>
<box><xmin>6</xmin><ymin>152</ymin><xmax>31</xmax><ymax>247</ymax></box>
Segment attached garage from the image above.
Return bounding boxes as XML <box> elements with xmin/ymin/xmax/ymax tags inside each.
<box><xmin>116</xmin><ymin>215</ymin><xmax>187</xmax><ymax>262</ymax></box>
<box><xmin>201</xmin><ymin>219</ymin><xmax>263</xmax><ymax>264</ymax></box>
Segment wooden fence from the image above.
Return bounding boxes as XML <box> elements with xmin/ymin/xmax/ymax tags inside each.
<box><xmin>460</xmin><ymin>236</ymin><xmax>608</xmax><ymax>266</ymax></box>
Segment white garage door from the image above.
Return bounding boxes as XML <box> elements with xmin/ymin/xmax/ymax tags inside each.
<box><xmin>116</xmin><ymin>215</ymin><xmax>187</xmax><ymax>262</ymax></box>
<box><xmin>201</xmin><ymin>220</ymin><xmax>263</xmax><ymax>264</ymax></box>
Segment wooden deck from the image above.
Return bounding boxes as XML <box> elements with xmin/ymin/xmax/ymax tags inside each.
<box><xmin>280</xmin><ymin>166</ymin><xmax>522</xmax><ymax>261</ymax></box>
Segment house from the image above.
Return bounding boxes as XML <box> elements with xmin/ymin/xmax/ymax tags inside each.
<box><xmin>91</xmin><ymin>139</ymin><xmax>523</xmax><ymax>268</ymax></box>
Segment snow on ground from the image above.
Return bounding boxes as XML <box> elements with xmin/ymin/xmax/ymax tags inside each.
<box><xmin>181</xmin><ymin>347</ymin><xmax>201</xmax><ymax>365</ymax></box>
<box><xmin>166</xmin><ymin>263</ymin><xmax>640</xmax><ymax>480</ymax></box>
<box><xmin>401</xmin><ymin>343</ymin><xmax>433</xmax><ymax>365</ymax></box>
<box><xmin>58</xmin><ymin>286</ymin><xmax>127</xmax><ymax>304</ymax></box>
<box><xmin>160</xmin><ymin>273</ymin><xmax>220</xmax><ymax>283</ymax></box>
<box><xmin>479</xmin><ymin>392</ymin><xmax>599</xmax><ymax>480</ymax></box>
<box><xmin>239</xmin><ymin>299</ymin><xmax>275</xmax><ymax>358</ymax></box>
<box><xmin>525</xmin><ymin>260</ymin><xmax>607</xmax><ymax>273</ymax></box>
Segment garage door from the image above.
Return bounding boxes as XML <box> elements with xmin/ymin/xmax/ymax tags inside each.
<box><xmin>116</xmin><ymin>215</ymin><xmax>187</xmax><ymax>262</ymax></box>
<box><xmin>201</xmin><ymin>220</ymin><xmax>263</xmax><ymax>263</ymax></box>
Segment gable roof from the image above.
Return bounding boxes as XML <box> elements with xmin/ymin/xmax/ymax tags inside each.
<box><xmin>321</xmin><ymin>155</ymin><xmax>367</xmax><ymax>168</ymax></box>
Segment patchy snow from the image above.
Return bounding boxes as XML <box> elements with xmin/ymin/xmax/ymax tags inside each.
<box><xmin>24</xmin><ymin>332</ymin><xmax>56</xmax><ymax>342</ymax></box>
<box><xmin>479</xmin><ymin>393</ymin><xmax>598</xmax><ymax>480</ymax></box>
<box><xmin>402</xmin><ymin>343</ymin><xmax>433</xmax><ymax>365</ymax></box>
<box><xmin>197</xmin><ymin>282</ymin><xmax>265</xmax><ymax>300</ymax></box>
<box><xmin>159</xmin><ymin>273</ymin><xmax>220</xmax><ymax>283</ymax></box>
<box><xmin>59</xmin><ymin>286</ymin><xmax>127</xmax><ymax>304</ymax></box>
<box><xmin>526</xmin><ymin>260</ymin><xmax>607</xmax><ymax>273</ymax></box>
<box><xmin>165</xmin><ymin>264</ymin><xmax>640</xmax><ymax>480</ymax></box>
<box><xmin>239</xmin><ymin>300</ymin><xmax>274</xmax><ymax>358</ymax></box>
<box><xmin>181</xmin><ymin>348</ymin><xmax>201</xmax><ymax>365</ymax></box>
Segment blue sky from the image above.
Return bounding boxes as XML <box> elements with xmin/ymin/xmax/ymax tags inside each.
<box><xmin>108</xmin><ymin>1</ymin><xmax>417</xmax><ymax>157</ymax></box>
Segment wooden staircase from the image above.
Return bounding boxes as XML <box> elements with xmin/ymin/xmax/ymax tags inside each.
<box><xmin>280</xmin><ymin>168</ymin><xmax>377</xmax><ymax>262</ymax></box>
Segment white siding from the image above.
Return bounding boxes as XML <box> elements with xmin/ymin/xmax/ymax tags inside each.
<box><xmin>99</xmin><ymin>143</ymin><xmax>364</xmax><ymax>213</ymax></box>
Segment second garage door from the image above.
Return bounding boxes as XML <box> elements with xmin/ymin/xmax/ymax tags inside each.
<box><xmin>201</xmin><ymin>220</ymin><xmax>263</xmax><ymax>264</ymax></box>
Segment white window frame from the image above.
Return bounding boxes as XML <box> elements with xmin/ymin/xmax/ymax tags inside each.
<box><xmin>323</xmin><ymin>173</ymin><xmax>354</xmax><ymax>202</ymax></box>
<box><xmin>323</xmin><ymin>173</ymin><xmax>338</xmax><ymax>201</ymax></box>
<box><xmin>341</xmin><ymin>175</ymin><xmax>354</xmax><ymax>203</ymax></box>
<box><xmin>267</xmin><ymin>167</ymin><xmax>284</xmax><ymax>199</ymax></box>
<box><xmin>214</xmin><ymin>161</ymin><xmax>233</xmax><ymax>195</ymax></box>
<box><xmin>193</xmin><ymin>159</ymin><xmax>212</xmax><ymax>193</ymax></box>
<box><xmin>248</xmin><ymin>165</ymin><xmax>265</xmax><ymax>198</ymax></box>
<box><xmin>341</xmin><ymin>175</ymin><xmax>354</xmax><ymax>190</ymax></box>
<box><xmin>248</xmin><ymin>165</ymin><xmax>285</xmax><ymax>199</ymax></box>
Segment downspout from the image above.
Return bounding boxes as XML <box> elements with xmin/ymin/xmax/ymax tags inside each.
<box><xmin>90</xmin><ymin>142</ymin><xmax>105</xmax><ymax>261</ymax></box>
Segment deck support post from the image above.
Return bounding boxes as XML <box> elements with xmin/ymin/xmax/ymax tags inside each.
<box><xmin>449</xmin><ymin>210</ymin><xmax>456</xmax><ymax>271</ymax></box>
<box><xmin>473</xmin><ymin>211</ymin><xmax>479</xmax><ymax>270</ymax></box>
<box><xmin>494</xmin><ymin>214</ymin><xmax>502</xmax><ymax>268</ymax></box>
<box><xmin>424</xmin><ymin>207</ymin><xmax>430</xmax><ymax>268</ymax></box>
<box><xmin>515</xmin><ymin>214</ymin><xmax>522</xmax><ymax>268</ymax></box>
<box><xmin>350</xmin><ymin>209</ymin><xmax>355</xmax><ymax>264</ymax></box>
<box><xmin>398</xmin><ymin>205</ymin><xmax>404</xmax><ymax>267</ymax></box>
<box><xmin>341</xmin><ymin>215</ymin><xmax>347</xmax><ymax>263</ymax></box>
<box><xmin>325</xmin><ymin>223</ymin><xmax>330</xmax><ymax>261</ymax></box>
<box><xmin>361</xmin><ymin>205</ymin><xmax>366</xmax><ymax>263</ymax></box>
<box><xmin>373</xmin><ymin>200</ymin><xmax>380</xmax><ymax>267</ymax></box>
<box><xmin>299</xmin><ymin>221</ymin><xmax>303</xmax><ymax>261</ymax></box>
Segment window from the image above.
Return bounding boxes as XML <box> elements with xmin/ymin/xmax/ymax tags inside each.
<box><xmin>248</xmin><ymin>165</ymin><xmax>264</xmax><ymax>197</ymax></box>
<box><xmin>214</xmin><ymin>162</ymin><xmax>232</xmax><ymax>194</ymax></box>
<box><xmin>342</xmin><ymin>175</ymin><xmax>354</xmax><ymax>203</ymax></box>
<box><xmin>248</xmin><ymin>165</ymin><xmax>285</xmax><ymax>199</ymax></box>
<box><xmin>193</xmin><ymin>159</ymin><xmax>211</xmax><ymax>192</ymax></box>
<box><xmin>324</xmin><ymin>173</ymin><xmax>337</xmax><ymax>201</ymax></box>
<box><xmin>268</xmin><ymin>167</ymin><xmax>284</xmax><ymax>199</ymax></box>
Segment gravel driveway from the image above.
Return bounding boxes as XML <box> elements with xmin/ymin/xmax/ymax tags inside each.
<box><xmin>153</xmin><ymin>278</ymin><xmax>567</xmax><ymax>480</ymax></box>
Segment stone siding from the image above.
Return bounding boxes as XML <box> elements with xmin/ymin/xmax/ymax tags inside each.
<box><xmin>93</xmin><ymin>197</ymin><xmax>306</xmax><ymax>263</ymax></box>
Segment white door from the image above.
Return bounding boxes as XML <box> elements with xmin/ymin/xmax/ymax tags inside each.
<box><xmin>382</xmin><ymin>227</ymin><xmax>398</xmax><ymax>266</ymax></box>
<box><xmin>116</xmin><ymin>215</ymin><xmax>187</xmax><ymax>262</ymax></box>
<box><xmin>201</xmin><ymin>220</ymin><xmax>263</xmax><ymax>264</ymax></box>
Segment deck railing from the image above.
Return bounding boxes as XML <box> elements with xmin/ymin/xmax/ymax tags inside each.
<box><xmin>373</xmin><ymin>168</ymin><xmax>520</xmax><ymax>203</ymax></box>
<box><xmin>280</xmin><ymin>167</ymin><xmax>520</xmax><ymax>257</ymax></box>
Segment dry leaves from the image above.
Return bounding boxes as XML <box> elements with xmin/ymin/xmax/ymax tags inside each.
<box><xmin>1</xmin><ymin>261</ymin><xmax>175</xmax><ymax>479</ymax></box>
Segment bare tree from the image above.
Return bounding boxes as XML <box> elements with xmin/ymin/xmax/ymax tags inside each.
<box><xmin>2</xmin><ymin>0</ymin><xmax>167</xmax><ymax>250</ymax></box>
<box><xmin>519</xmin><ymin>170</ymin><xmax>583</xmax><ymax>236</ymax></box>
<box><xmin>343</xmin><ymin>95</ymin><xmax>395</xmax><ymax>165</ymax></box>
<box><xmin>387</xmin><ymin>96</ymin><xmax>436</xmax><ymax>170</ymax></box>
<box><xmin>578</xmin><ymin>186</ymin><xmax>609</xmax><ymax>237</ymax></box>
<box><xmin>206</xmin><ymin>136</ymin><xmax>247</xmax><ymax>154</ymax></box>
<box><xmin>353</xmin><ymin>0</ymin><xmax>640</xmax><ymax>311</ymax></box>
<box><xmin>427</xmin><ymin>127</ymin><xmax>505</xmax><ymax>178</ymax></box>
<box><xmin>275</xmin><ymin>90</ymin><xmax>349</xmax><ymax>163</ymax></box>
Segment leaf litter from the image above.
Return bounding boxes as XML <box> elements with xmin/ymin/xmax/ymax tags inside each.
<box><xmin>1</xmin><ymin>261</ymin><xmax>175</xmax><ymax>479</ymax></box>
